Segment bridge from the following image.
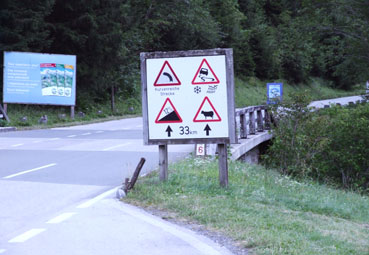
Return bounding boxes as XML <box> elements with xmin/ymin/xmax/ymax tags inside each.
<box><xmin>229</xmin><ymin>95</ymin><xmax>365</xmax><ymax>163</ymax></box>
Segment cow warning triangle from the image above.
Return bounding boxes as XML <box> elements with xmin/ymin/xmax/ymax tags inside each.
<box><xmin>192</xmin><ymin>59</ymin><xmax>220</xmax><ymax>85</ymax></box>
<box><xmin>193</xmin><ymin>96</ymin><xmax>221</xmax><ymax>122</ymax></box>
<box><xmin>154</xmin><ymin>61</ymin><xmax>181</xmax><ymax>86</ymax></box>
<box><xmin>155</xmin><ymin>98</ymin><xmax>183</xmax><ymax>123</ymax></box>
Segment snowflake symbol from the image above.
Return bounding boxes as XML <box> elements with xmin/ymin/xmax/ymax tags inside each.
<box><xmin>194</xmin><ymin>86</ymin><xmax>201</xmax><ymax>94</ymax></box>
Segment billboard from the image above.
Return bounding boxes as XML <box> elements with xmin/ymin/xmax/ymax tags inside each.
<box><xmin>3</xmin><ymin>51</ymin><xmax>76</xmax><ymax>106</ymax></box>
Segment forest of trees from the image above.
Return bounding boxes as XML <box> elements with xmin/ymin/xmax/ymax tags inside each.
<box><xmin>1</xmin><ymin>0</ymin><xmax>369</xmax><ymax>104</ymax></box>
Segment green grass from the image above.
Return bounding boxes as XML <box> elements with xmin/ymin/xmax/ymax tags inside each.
<box><xmin>125</xmin><ymin>157</ymin><xmax>369</xmax><ymax>255</ymax></box>
<box><xmin>235</xmin><ymin>77</ymin><xmax>363</xmax><ymax>107</ymax></box>
<box><xmin>1</xmin><ymin>97</ymin><xmax>141</xmax><ymax>129</ymax></box>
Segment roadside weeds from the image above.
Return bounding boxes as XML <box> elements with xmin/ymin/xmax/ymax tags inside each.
<box><xmin>124</xmin><ymin>157</ymin><xmax>369</xmax><ymax>255</ymax></box>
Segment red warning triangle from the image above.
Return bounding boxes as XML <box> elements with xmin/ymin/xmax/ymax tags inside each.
<box><xmin>155</xmin><ymin>98</ymin><xmax>183</xmax><ymax>123</ymax></box>
<box><xmin>192</xmin><ymin>59</ymin><xmax>220</xmax><ymax>85</ymax></box>
<box><xmin>154</xmin><ymin>61</ymin><xmax>181</xmax><ymax>86</ymax></box>
<box><xmin>193</xmin><ymin>97</ymin><xmax>221</xmax><ymax>122</ymax></box>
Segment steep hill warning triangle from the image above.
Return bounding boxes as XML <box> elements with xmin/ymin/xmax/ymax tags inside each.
<box><xmin>154</xmin><ymin>61</ymin><xmax>181</xmax><ymax>86</ymax></box>
<box><xmin>193</xmin><ymin>96</ymin><xmax>221</xmax><ymax>122</ymax></box>
<box><xmin>192</xmin><ymin>59</ymin><xmax>220</xmax><ymax>85</ymax></box>
<box><xmin>155</xmin><ymin>98</ymin><xmax>183</xmax><ymax>123</ymax></box>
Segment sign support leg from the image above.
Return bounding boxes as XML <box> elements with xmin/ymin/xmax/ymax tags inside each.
<box><xmin>71</xmin><ymin>106</ymin><xmax>75</xmax><ymax>119</ymax></box>
<box><xmin>0</xmin><ymin>104</ymin><xmax>10</xmax><ymax>122</ymax></box>
<box><xmin>159</xmin><ymin>144</ymin><xmax>168</xmax><ymax>181</ymax></box>
<box><xmin>218</xmin><ymin>143</ymin><xmax>228</xmax><ymax>188</ymax></box>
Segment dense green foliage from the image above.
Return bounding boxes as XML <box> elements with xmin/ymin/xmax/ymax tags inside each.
<box><xmin>266</xmin><ymin>93</ymin><xmax>369</xmax><ymax>193</ymax></box>
<box><xmin>1</xmin><ymin>0</ymin><xmax>369</xmax><ymax>104</ymax></box>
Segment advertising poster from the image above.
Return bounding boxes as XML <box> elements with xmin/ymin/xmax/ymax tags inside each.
<box><xmin>267</xmin><ymin>82</ymin><xmax>283</xmax><ymax>104</ymax></box>
<box><xmin>3</xmin><ymin>51</ymin><xmax>76</xmax><ymax>106</ymax></box>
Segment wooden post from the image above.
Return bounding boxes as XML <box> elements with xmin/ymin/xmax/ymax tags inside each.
<box><xmin>159</xmin><ymin>144</ymin><xmax>168</xmax><ymax>181</ymax></box>
<box><xmin>70</xmin><ymin>106</ymin><xmax>75</xmax><ymax>119</ymax></box>
<box><xmin>257</xmin><ymin>109</ymin><xmax>264</xmax><ymax>132</ymax></box>
<box><xmin>218</xmin><ymin>143</ymin><xmax>228</xmax><ymax>188</ymax></box>
<box><xmin>240</xmin><ymin>113</ymin><xmax>247</xmax><ymax>139</ymax></box>
<box><xmin>111</xmin><ymin>85</ymin><xmax>116</xmax><ymax>113</ymax></box>
<box><xmin>3</xmin><ymin>104</ymin><xmax>7</xmax><ymax>115</ymax></box>
<box><xmin>249</xmin><ymin>111</ymin><xmax>256</xmax><ymax>135</ymax></box>
<box><xmin>124</xmin><ymin>157</ymin><xmax>146</xmax><ymax>193</ymax></box>
<box><xmin>264</xmin><ymin>109</ymin><xmax>271</xmax><ymax>130</ymax></box>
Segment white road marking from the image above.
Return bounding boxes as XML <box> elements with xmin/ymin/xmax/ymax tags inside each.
<box><xmin>67</xmin><ymin>135</ymin><xmax>77</xmax><ymax>138</ymax></box>
<box><xmin>95</xmin><ymin>131</ymin><xmax>104</xmax><ymax>134</ymax></box>
<box><xmin>0</xmin><ymin>249</ymin><xmax>6</xmax><ymax>254</ymax></box>
<box><xmin>47</xmin><ymin>212</ymin><xmax>76</xmax><ymax>224</ymax></box>
<box><xmin>48</xmin><ymin>138</ymin><xmax>60</xmax><ymax>141</ymax></box>
<box><xmin>121</xmin><ymin>204</ymin><xmax>224</xmax><ymax>255</ymax></box>
<box><xmin>11</xmin><ymin>143</ymin><xmax>23</xmax><ymax>147</ymax></box>
<box><xmin>102</xmin><ymin>142</ymin><xmax>131</xmax><ymax>151</ymax></box>
<box><xmin>3</xmin><ymin>163</ymin><xmax>57</xmax><ymax>179</ymax></box>
<box><xmin>82</xmin><ymin>132</ymin><xmax>92</xmax><ymax>136</ymax></box>
<box><xmin>8</xmin><ymin>229</ymin><xmax>46</xmax><ymax>243</ymax></box>
<box><xmin>77</xmin><ymin>187</ymin><xmax>118</xmax><ymax>209</ymax></box>
<box><xmin>32</xmin><ymin>140</ymin><xmax>42</xmax><ymax>143</ymax></box>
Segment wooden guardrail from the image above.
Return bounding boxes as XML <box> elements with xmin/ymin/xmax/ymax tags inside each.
<box><xmin>234</xmin><ymin>96</ymin><xmax>367</xmax><ymax>140</ymax></box>
<box><xmin>235</xmin><ymin>105</ymin><xmax>271</xmax><ymax>139</ymax></box>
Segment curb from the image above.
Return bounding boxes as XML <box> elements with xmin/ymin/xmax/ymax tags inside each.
<box><xmin>0</xmin><ymin>127</ymin><xmax>17</xmax><ymax>132</ymax></box>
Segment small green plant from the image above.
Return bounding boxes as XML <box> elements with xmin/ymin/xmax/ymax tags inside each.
<box><xmin>0</xmin><ymin>119</ymin><xmax>7</xmax><ymax>127</ymax></box>
<box><xmin>265</xmin><ymin>90</ymin><xmax>320</xmax><ymax>177</ymax></box>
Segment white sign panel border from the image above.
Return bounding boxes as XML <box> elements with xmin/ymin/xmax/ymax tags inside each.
<box><xmin>141</xmin><ymin>48</ymin><xmax>236</xmax><ymax>145</ymax></box>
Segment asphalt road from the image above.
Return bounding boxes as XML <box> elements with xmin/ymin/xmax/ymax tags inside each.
<box><xmin>0</xmin><ymin>117</ymin><xmax>232</xmax><ymax>255</ymax></box>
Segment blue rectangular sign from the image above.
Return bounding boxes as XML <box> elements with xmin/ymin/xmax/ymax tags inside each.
<box><xmin>267</xmin><ymin>82</ymin><xmax>283</xmax><ymax>104</ymax></box>
<box><xmin>3</xmin><ymin>51</ymin><xmax>76</xmax><ymax>106</ymax></box>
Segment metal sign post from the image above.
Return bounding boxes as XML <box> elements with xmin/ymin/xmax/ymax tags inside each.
<box><xmin>140</xmin><ymin>48</ymin><xmax>236</xmax><ymax>187</ymax></box>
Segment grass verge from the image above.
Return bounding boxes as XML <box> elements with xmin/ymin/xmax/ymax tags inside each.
<box><xmin>1</xmin><ymin>98</ymin><xmax>141</xmax><ymax>129</ymax></box>
<box><xmin>124</xmin><ymin>157</ymin><xmax>369</xmax><ymax>255</ymax></box>
<box><xmin>234</xmin><ymin>77</ymin><xmax>363</xmax><ymax>107</ymax></box>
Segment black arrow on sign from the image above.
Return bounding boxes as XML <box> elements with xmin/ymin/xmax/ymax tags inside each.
<box><xmin>166</xmin><ymin>125</ymin><xmax>173</xmax><ymax>137</ymax></box>
<box><xmin>204</xmin><ymin>124</ymin><xmax>211</xmax><ymax>136</ymax></box>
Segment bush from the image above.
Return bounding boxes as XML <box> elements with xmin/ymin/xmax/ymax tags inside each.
<box><xmin>315</xmin><ymin>103</ymin><xmax>369</xmax><ymax>191</ymax></box>
<box><xmin>265</xmin><ymin>92</ymin><xmax>369</xmax><ymax>193</ymax></box>
<box><xmin>0</xmin><ymin>119</ymin><xmax>7</xmax><ymax>127</ymax></box>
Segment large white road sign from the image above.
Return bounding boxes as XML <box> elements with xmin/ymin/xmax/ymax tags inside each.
<box><xmin>141</xmin><ymin>49</ymin><xmax>236</xmax><ymax>145</ymax></box>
